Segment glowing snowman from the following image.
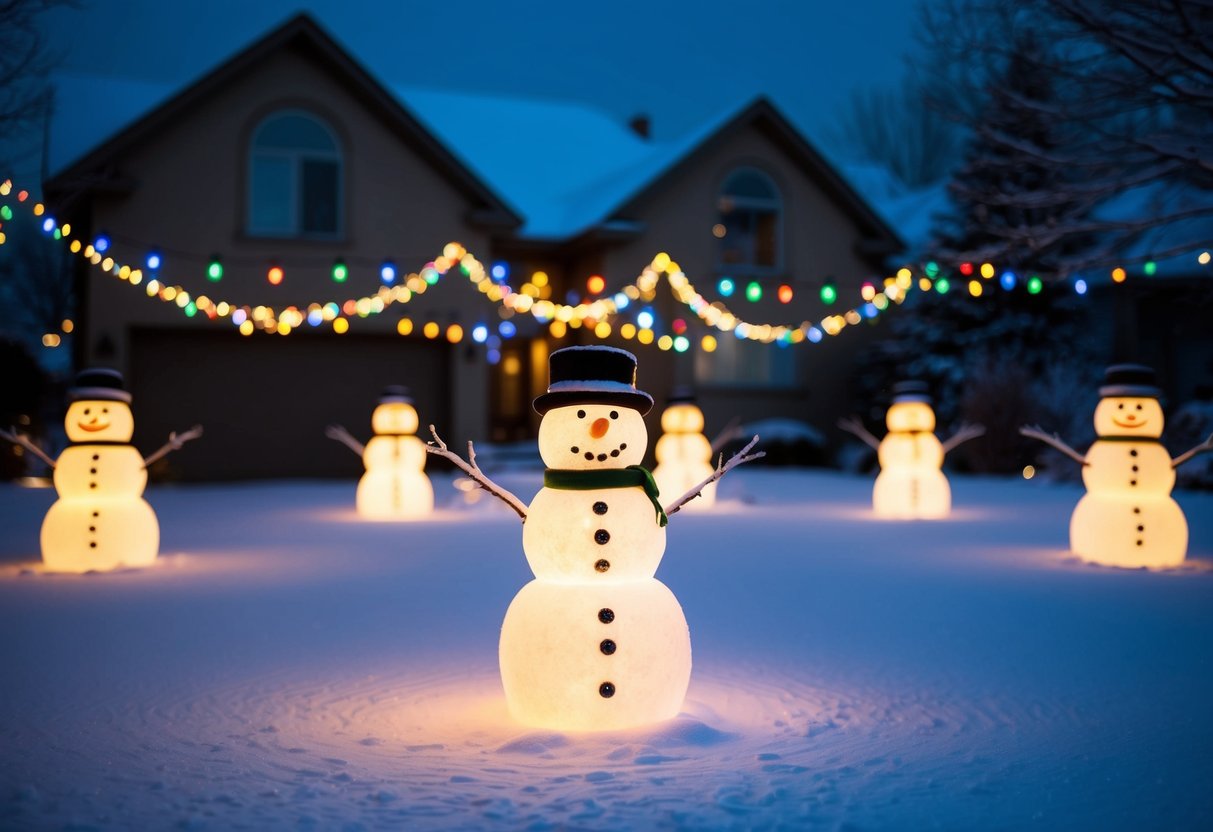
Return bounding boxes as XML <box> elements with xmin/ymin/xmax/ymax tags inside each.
<box><xmin>840</xmin><ymin>381</ymin><xmax>984</xmax><ymax>519</ymax></box>
<box><xmin>426</xmin><ymin>346</ymin><xmax>762</xmax><ymax>732</ymax></box>
<box><xmin>1022</xmin><ymin>365</ymin><xmax>1213</xmax><ymax>569</ymax></box>
<box><xmin>652</xmin><ymin>389</ymin><xmax>716</xmax><ymax>511</ymax></box>
<box><xmin>0</xmin><ymin>369</ymin><xmax>202</xmax><ymax>572</ymax></box>
<box><xmin>327</xmin><ymin>386</ymin><xmax>433</xmax><ymax>519</ymax></box>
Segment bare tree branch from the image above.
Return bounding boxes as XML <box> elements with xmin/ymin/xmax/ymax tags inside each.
<box><xmin>665</xmin><ymin>435</ymin><xmax>765</xmax><ymax>517</ymax></box>
<box><xmin>1172</xmin><ymin>431</ymin><xmax>1213</xmax><ymax>469</ymax></box>
<box><xmin>708</xmin><ymin>416</ymin><xmax>744</xmax><ymax>456</ymax></box>
<box><xmin>142</xmin><ymin>425</ymin><xmax>203</xmax><ymax>468</ymax></box>
<box><xmin>324</xmin><ymin>424</ymin><xmax>365</xmax><ymax>457</ymax></box>
<box><xmin>1020</xmin><ymin>424</ymin><xmax>1088</xmax><ymax>465</ymax></box>
<box><xmin>0</xmin><ymin>425</ymin><xmax>56</xmax><ymax>469</ymax></box>
<box><xmin>837</xmin><ymin>415</ymin><xmax>881</xmax><ymax>450</ymax></box>
<box><xmin>941</xmin><ymin>423</ymin><xmax>986</xmax><ymax>454</ymax></box>
<box><xmin>424</xmin><ymin>425</ymin><xmax>527</xmax><ymax>520</ymax></box>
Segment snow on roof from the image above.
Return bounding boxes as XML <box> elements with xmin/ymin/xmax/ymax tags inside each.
<box><xmin>44</xmin><ymin>70</ymin><xmax>777</xmax><ymax>241</ymax></box>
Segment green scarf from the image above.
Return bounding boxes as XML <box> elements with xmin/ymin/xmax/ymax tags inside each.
<box><xmin>544</xmin><ymin>465</ymin><xmax>668</xmax><ymax>527</ymax></box>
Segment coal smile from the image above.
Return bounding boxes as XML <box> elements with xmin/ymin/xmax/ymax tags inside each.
<box><xmin>569</xmin><ymin>442</ymin><xmax>629</xmax><ymax>463</ymax></box>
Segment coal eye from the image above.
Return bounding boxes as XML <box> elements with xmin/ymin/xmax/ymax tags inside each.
<box><xmin>1135</xmin><ymin>404</ymin><xmax>1142</xmax><ymax>410</ymax></box>
<box><xmin>1118</xmin><ymin>403</ymin><xmax>1124</xmax><ymax>409</ymax></box>
<box><xmin>577</xmin><ymin>410</ymin><xmax>586</xmax><ymax>419</ymax></box>
<box><xmin>102</xmin><ymin>408</ymin><xmax>109</xmax><ymax>414</ymax></box>
<box><xmin>609</xmin><ymin>411</ymin><xmax>619</xmax><ymax>420</ymax></box>
<box><xmin>83</xmin><ymin>409</ymin><xmax>90</xmax><ymax>415</ymax></box>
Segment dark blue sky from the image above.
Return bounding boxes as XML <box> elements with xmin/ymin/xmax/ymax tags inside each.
<box><xmin>41</xmin><ymin>0</ymin><xmax>920</xmax><ymax>143</ymax></box>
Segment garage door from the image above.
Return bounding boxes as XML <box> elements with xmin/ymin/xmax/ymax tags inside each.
<box><xmin>128</xmin><ymin>327</ymin><xmax>450</xmax><ymax>481</ymax></box>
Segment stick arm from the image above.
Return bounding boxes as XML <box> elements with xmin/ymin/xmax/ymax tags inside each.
<box><xmin>941</xmin><ymin>423</ymin><xmax>986</xmax><ymax>454</ymax></box>
<box><xmin>425</xmin><ymin>426</ymin><xmax>528</xmax><ymax>521</ymax></box>
<box><xmin>325</xmin><ymin>424</ymin><xmax>366</xmax><ymax>456</ymax></box>
<box><xmin>837</xmin><ymin>415</ymin><xmax>881</xmax><ymax>450</ymax></box>
<box><xmin>143</xmin><ymin>425</ymin><xmax>203</xmax><ymax>468</ymax></box>
<box><xmin>1172</xmin><ymin>432</ymin><xmax>1213</xmax><ymax>469</ymax></box>
<box><xmin>1019</xmin><ymin>425</ymin><xmax>1088</xmax><ymax>466</ymax></box>
<box><xmin>708</xmin><ymin>416</ymin><xmax>744</xmax><ymax>456</ymax></box>
<box><xmin>664</xmin><ymin>435</ymin><xmax>765</xmax><ymax>518</ymax></box>
<box><xmin>0</xmin><ymin>427</ymin><xmax>57</xmax><ymax>469</ymax></box>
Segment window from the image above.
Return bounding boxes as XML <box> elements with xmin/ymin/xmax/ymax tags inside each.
<box><xmin>247</xmin><ymin>111</ymin><xmax>342</xmax><ymax>237</ymax></box>
<box><xmin>694</xmin><ymin>336</ymin><xmax>796</xmax><ymax>388</ymax></box>
<box><xmin>716</xmin><ymin>167</ymin><xmax>781</xmax><ymax>271</ymax></box>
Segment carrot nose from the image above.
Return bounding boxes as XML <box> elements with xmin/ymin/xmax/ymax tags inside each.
<box><xmin>590</xmin><ymin>417</ymin><xmax>609</xmax><ymax>438</ymax></box>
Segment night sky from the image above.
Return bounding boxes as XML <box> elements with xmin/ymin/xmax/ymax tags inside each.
<box><xmin>40</xmin><ymin>0</ymin><xmax>919</xmax><ymax>143</ymax></box>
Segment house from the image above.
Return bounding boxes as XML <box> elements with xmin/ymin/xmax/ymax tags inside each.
<box><xmin>43</xmin><ymin>14</ymin><xmax>903</xmax><ymax>479</ymax></box>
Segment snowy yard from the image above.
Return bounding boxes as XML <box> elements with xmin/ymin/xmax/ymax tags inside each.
<box><xmin>1</xmin><ymin>468</ymin><xmax>1211</xmax><ymax>830</ymax></box>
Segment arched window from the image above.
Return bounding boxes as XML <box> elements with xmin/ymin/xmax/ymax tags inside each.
<box><xmin>716</xmin><ymin>167</ymin><xmax>781</xmax><ymax>270</ymax></box>
<box><xmin>247</xmin><ymin>111</ymin><xmax>342</xmax><ymax>237</ymax></box>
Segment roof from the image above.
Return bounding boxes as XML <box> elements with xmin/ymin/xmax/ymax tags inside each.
<box><xmin>42</xmin><ymin>13</ymin><xmax>903</xmax><ymax>252</ymax></box>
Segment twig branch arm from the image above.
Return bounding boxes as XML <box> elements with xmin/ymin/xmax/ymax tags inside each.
<box><xmin>941</xmin><ymin>423</ymin><xmax>986</xmax><ymax>455</ymax></box>
<box><xmin>837</xmin><ymin>415</ymin><xmax>881</xmax><ymax>450</ymax></box>
<box><xmin>425</xmin><ymin>426</ymin><xmax>528</xmax><ymax>521</ymax></box>
<box><xmin>325</xmin><ymin>424</ymin><xmax>366</xmax><ymax>457</ymax></box>
<box><xmin>1172</xmin><ymin>432</ymin><xmax>1213</xmax><ymax>469</ymax></box>
<box><xmin>1019</xmin><ymin>425</ymin><xmax>1088</xmax><ymax>466</ymax></box>
<box><xmin>143</xmin><ymin>425</ymin><xmax>204</xmax><ymax>468</ymax></box>
<box><xmin>709</xmin><ymin>416</ymin><xmax>744</xmax><ymax>456</ymax></box>
<box><xmin>0</xmin><ymin>427</ymin><xmax>57</xmax><ymax>469</ymax></box>
<box><xmin>665</xmin><ymin>435</ymin><xmax>765</xmax><ymax>518</ymax></box>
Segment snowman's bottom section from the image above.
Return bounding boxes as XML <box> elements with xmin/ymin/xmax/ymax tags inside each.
<box><xmin>499</xmin><ymin>578</ymin><xmax>691</xmax><ymax>732</ymax></box>
<box><xmin>355</xmin><ymin>471</ymin><xmax>434</xmax><ymax>520</ymax></box>
<box><xmin>873</xmin><ymin>468</ymin><xmax>951</xmax><ymax>519</ymax></box>
<box><xmin>1070</xmin><ymin>494</ymin><xmax>1187</xmax><ymax>569</ymax></box>
<box><xmin>40</xmin><ymin>497</ymin><xmax>159</xmax><ymax>573</ymax></box>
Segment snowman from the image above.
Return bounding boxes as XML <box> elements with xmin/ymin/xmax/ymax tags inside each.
<box><xmin>427</xmin><ymin>346</ymin><xmax>761</xmax><ymax>731</ymax></box>
<box><xmin>840</xmin><ymin>381</ymin><xmax>984</xmax><ymax>519</ymax></box>
<box><xmin>1022</xmin><ymin>365</ymin><xmax>1213</xmax><ymax>569</ymax></box>
<box><xmin>652</xmin><ymin>388</ymin><xmax>717</xmax><ymax>511</ymax></box>
<box><xmin>326</xmin><ymin>386</ymin><xmax>434</xmax><ymax>519</ymax></box>
<box><xmin>0</xmin><ymin>368</ymin><xmax>202</xmax><ymax>572</ymax></box>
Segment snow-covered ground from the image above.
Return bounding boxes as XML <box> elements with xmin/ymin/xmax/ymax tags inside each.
<box><xmin>2</xmin><ymin>469</ymin><xmax>1211</xmax><ymax>830</ymax></box>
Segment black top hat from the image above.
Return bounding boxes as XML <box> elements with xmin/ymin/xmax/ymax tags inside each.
<box><xmin>891</xmin><ymin>380</ymin><xmax>932</xmax><ymax>405</ymax></box>
<box><xmin>1099</xmin><ymin>364</ymin><xmax>1161</xmax><ymax>398</ymax></box>
<box><xmin>69</xmin><ymin>368</ymin><xmax>131</xmax><ymax>403</ymax></box>
<box><xmin>379</xmin><ymin>385</ymin><xmax>413</xmax><ymax>405</ymax></box>
<box><xmin>666</xmin><ymin>386</ymin><xmax>697</xmax><ymax>406</ymax></box>
<box><xmin>533</xmin><ymin>346</ymin><xmax>654</xmax><ymax>415</ymax></box>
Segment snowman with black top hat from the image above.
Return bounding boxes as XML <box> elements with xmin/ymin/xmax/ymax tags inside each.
<box><xmin>427</xmin><ymin>345</ymin><xmax>761</xmax><ymax>731</ymax></box>
<box><xmin>0</xmin><ymin>368</ymin><xmax>202</xmax><ymax>572</ymax></box>
<box><xmin>1022</xmin><ymin>364</ymin><xmax>1213</xmax><ymax>568</ymax></box>
<box><xmin>326</xmin><ymin>385</ymin><xmax>433</xmax><ymax>519</ymax></box>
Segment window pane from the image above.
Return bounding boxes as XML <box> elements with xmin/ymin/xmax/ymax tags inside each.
<box><xmin>255</xmin><ymin>114</ymin><xmax>337</xmax><ymax>152</ymax></box>
<box><xmin>249</xmin><ymin>155</ymin><xmax>293</xmax><ymax>234</ymax></box>
<box><xmin>694</xmin><ymin>337</ymin><xmax>795</xmax><ymax>387</ymax></box>
<box><xmin>754</xmin><ymin>210</ymin><xmax>778</xmax><ymax>267</ymax></box>
<box><xmin>301</xmin><ymin>160</ymin><xmax>339</xmax><ymax>234</ymax></box>
<box><xmin>724</xmin><ymin>169</ymin><xmax>777</xmax><ymax>200</ymax></box>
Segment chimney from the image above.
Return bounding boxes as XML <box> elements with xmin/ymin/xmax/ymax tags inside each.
<box><xmin>628</xmin><ymin>114</ymin><xmax>651</xmax><ymax>139</ymax></box>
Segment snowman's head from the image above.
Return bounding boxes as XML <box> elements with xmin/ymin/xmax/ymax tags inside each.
<box><xmin>372</xmin><ymin>402</ymin><xmax>419</xmax><ymax>435</ymax></box>
<box><xmin>539</xmin><ymin>404</ymin><xmax>648</xmax><ymax>469</ymax></box>
<box><xmin>66</xmin><ymin>399</ymin><xmax>135</xmax><ymax>442</ymax></box>
<box><xmin>1094</xmin><ymin>396</ymin><xmax>1163</xmax><ymax>438</ymax></box>
<box><xmin>661</xmin><ymin>402</ymin><xmax>704</xmax><ymax>434</ymax></box>
<box><xmin>887</xmin><ymin>401</ymin><xmax>935</xmax><ymax>432</ymax></box>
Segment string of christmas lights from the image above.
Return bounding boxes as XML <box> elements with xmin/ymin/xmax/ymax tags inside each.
<box><xmin>3</xmin><ymin>179</ymin><xmax>1210</xmax><ymax>356</ymax></box>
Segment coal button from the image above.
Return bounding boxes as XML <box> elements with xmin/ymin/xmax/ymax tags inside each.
<box><xmin>599</xmin><ymin>682</ymin><xmax>615</xmax><ymax>698</ymax></box>
<box><xmin>598</xmin><ymin>608</ymin><xmax>614</xmax><ymax>624</ymax></box>
<box><xmin>593</xmin><ymin>501</ymin><xmax>608</xmax><ymax>515</ymax></box>
<box><xmin>595</xmin><ymin>529</ymin><xmax>610</xmax><ymax>545</ymax></box>
<box><xmin>600</xmin><ymin>639</ymin><xmax>616</xmax><ymax>655</ymax></box>
<box><xmin>595</xmin><ymin>559</ymin><xmax>610</xmax><ymax>573</ymax></box>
